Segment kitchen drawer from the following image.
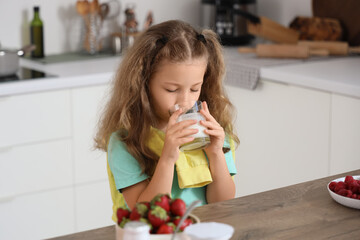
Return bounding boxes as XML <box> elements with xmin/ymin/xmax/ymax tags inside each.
<box><xmin>0</xmin><ymin>90</ymin><xmax>71</xmax><ymax>148</ymax></box>
<box><xmin>0</xmin><ymin>188</ymin><xmax>75</xmax><ymax>240</ymax></box>
<box><xmin>75</xmin><ymin>180</ymin><xmax>113</xmax><ymax>232</ymax></box>
<box><xmin>0</xmin><ymin>139</ymin><xmax>73</xmax><ymax>199</ymax></box>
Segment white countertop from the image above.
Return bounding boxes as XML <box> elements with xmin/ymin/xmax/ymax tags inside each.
<box><xmin>261</xmin><ymin>57</ymin><xmax>360</xmax><ymax>98</ymax></box>
<box><xmin>1</xmin><ymin>50</ymin><xmax>359</xmax><ymax>98</ymax></box>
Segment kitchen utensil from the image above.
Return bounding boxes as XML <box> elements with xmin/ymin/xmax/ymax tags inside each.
<box><xmin>327</xmin><ymin>175</ymin><xmax>360</xmax><ymax>209</ymax></box>
<box><xmin>238</xmin><ymin>44</ymin><xmax>329</xmax><ymax>59</ymax></box>
<box><xmin>247</xmin><ymin>16</ymin><xmax>300</xmax><ymax>44</ymax></box>
<box><xmin>200</xmin><ymin>0</ymin><xmax>257</xmax><ymax>45</ymax></box>
<box><xmin>298</xmin><ymin>41</ymin><xmax>360</xmax><ymax>55</ymax></box>
<box><xmin>171</xmin><ymin>200</ymin><xmax>201</xmax><ymax>240</ymax></box>
<box><xmin>0</xmin><ymin>44</ymin><xmax>36</xmax><ymax>77</ymax></box>
<box><xmin>105</xmin><ymin>0</ymin><xmax>121</xmax><ymax>19</ymax></box>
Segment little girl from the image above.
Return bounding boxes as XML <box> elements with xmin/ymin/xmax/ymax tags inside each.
<box><xmin>95</xmin><ymin>20</ymin><xmax>239</xmax><ymax>222</ymax></box>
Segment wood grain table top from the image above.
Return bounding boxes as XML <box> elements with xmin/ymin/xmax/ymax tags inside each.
<box><xmin>49</xmin><ymin>169</ymin><xmax>360</xmax><ymax>240</ymax></box>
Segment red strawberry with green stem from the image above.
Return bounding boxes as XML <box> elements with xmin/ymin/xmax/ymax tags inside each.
<box><xmin>130</xmin><ymin>202</ymin><xmax>150</xmax><ymax>220</ymax></box>
<box><xmin>170</xmin><ymin>198</ymin><xmax>186</xmax><ymax>217</ymax></box>
<box><xmin>116</xmin><ymin>207</ymin><xmax>130</xmax><ymax>224</ymax></box>
<box><xmin>151</xmin><ymin>194</ymin><xmax>171</xmax><ymax>212</ymax></box>
<box><xmin>148</xmin><ymin>205</ymin><xmax>170</xmax><ymax>228</ymax></box>
<box><xmin>157</xmin><ymin>222</ymin><xmax>176</xmax><ymax>234</ymax></box>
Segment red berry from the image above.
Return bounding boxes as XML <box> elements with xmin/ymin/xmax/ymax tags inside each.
<box><xmin>172</xmin><ymin>216</ymin><xmax>193</xmax><ymax>231</ymax></box>
<box><xmin>334</xmin><ymin>181</ymin><xmax>346</xmax><ymax>193</ymax></box>
<box><xmin>151</xmin><ymin>194</ymin><xmax>171</xmax><ymax>212</ymax></box>
<box><xmin>130</xmin><ymin>202</ymin><xmax>150</xmax><ymax>220</ymax></box>
<box><xmin>116</xmin><ymin>207</ymin><xmax>130</xmax><ymax>224</ymax></box>
<box><xmin>148</xmin><ymin>206</ymin><xmax>169</xmax><ymax>228</ymax></box>
<box><xmin>170</xmin><ymin>198</ymin><xmax>187</xmax><ymax>216</ymax></box>
<box><xmin>337</xmin><ymin>189</ymin><xmax>352</xmax><ymax>197</ymax></box>
<box><xmin>156</xmin><ymin>222</ymin><xmax>175</xmax><ymax>234</ymax></box>
<box><xmin>349</xmin><ymin>181</ymin><xmax>359</xmax><ymax>194</ymax></box>
<box><xmin>329</xmin><ymin>181</ymin><xmax>337</xmax><ymax>191</ymax></box>
<box><xmin>344</xmin><ymin>176</ymin><xmax>354</xmax><ymax>184</ymax></box>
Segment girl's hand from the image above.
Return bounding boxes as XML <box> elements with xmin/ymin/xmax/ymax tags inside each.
<box><xmin>161</xmin><ymin>108</ymin><xmax>198</xmax><ymax>164</ymax></box>
<box><xmin>200</xmin><ymin>101</ymin><xmax>225</xmax><ymax>155</ymax></box>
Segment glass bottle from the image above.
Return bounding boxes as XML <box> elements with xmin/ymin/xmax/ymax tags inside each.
<box><xmin>30</xmin><ymin>6</ymin><xmax>44</xmax><ymax>58</ymax></box>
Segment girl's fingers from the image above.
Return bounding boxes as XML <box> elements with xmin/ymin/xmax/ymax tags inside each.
<box><xmin>168</xmin><ymin>108</ymin><xmax>183</xmax><ymax>126</ymax></box>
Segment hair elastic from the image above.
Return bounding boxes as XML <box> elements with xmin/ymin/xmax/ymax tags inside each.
<box><xmin>197</xmin><ymin>33</ymin><xmax>207</xmax><ymax>44</ymax></box>
<box><xmin>156</xmin><ymin>36</ymin><xmax>168</xmax><ymax>46</ymax></box>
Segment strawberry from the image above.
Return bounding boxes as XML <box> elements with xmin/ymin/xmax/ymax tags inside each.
<box><xmin>118</xmin><ymin>218</ymin><xmax>131</xmax><ymax>228</ymax></box>
<box><xmin>157</xmin><ymin>222</ymin><xmax>176</xmax><ymax>234</ymax></box>
<box><xmin>170</xmin><ymin>198</ymin><xmax>186</xmax><ymax>216</ymax></box>
<box><xmin>130</xmin><ymin>202</ymin><xmax>150</xmax><ymax>220</ymax></box>
<box><xmin>148</xmin><ymin>205</ymin><xmax>170</xmax><ymax>228</ymax></box>
<box><xmin>151</xmin><ymin>194</ymin><xmax>171</xmax><ymax>212</ymax></box>
<box><xmin>172</xmin><ymin>216</ymin><xmax>193</xmax><ymax>231</ymax></box>
<box><xmin>116</xmin><ymin>207</ymin><xmax>130</xmax><ymax>224</ymax></box>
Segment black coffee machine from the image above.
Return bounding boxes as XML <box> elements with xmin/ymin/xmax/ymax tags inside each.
<box><xmin>201</xmin><ymin>0</ymin><xmax>257</xmax><ymax>45</ymax></box>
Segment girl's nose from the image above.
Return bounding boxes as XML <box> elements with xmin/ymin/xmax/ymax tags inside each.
<box><xmin>177</xmin><ymin>92</ymin><xmax>190</xmax><ymax>104</ymax></box>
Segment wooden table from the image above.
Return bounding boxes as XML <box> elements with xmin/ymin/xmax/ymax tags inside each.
<box><xmin>49</xmin><ymin>170</ymin><xmax>360</xmax><ymax>240</ymax></box>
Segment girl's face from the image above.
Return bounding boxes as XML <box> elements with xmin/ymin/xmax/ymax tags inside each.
<box><xmin>148</xmin><ymin>58</ymin><xmax>207</xmax><ymax>130</ymax></box>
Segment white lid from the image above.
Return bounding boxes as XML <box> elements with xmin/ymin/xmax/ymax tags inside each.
<box><xmin>184</xmin><ymin>222</ymin><xmax>234</xmax><ymax>240</ymax></box>
<box><xmin>123</xmin><ymin>221</ymin><xmax>150</xmax><ymax>233</ymax></box>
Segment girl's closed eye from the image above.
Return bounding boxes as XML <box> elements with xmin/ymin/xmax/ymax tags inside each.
<box><xmin>191</xmin><ymin>88</ymin><xmax>200</xmax><ymax>92</ymax></box>
<box><xmin>166</xmin><ymin>88</ymin><xmax>177</xmax><ymax>92</ymax></box>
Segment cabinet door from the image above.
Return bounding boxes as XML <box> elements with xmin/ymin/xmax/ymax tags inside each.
<box><xmin>75</xmin><ymin>180</ymin><xmax>113</xmax><ymax>232</ymax></box>
<box><xmin>0</xmin><ymin>188</ymin><xmax>75</xmax><ymax>240</ymax></box>
<box><xmin>72</xmin><ymin>85</ymin><xmax>108</xmax><ymax>184</ymax></box>
<box><xmin>0</xmin><ymin>139</ymin><xmax>72</xmax><ymax>199</ymax></box>
<box><xmin>330</xmin><ymin>94</ymin><xmax>360</xmax><ymax>174</ymax></box>
<box><xmin>0</xmin><ymin>90</ymin><xmax>71</xmax><ymax>148</ymax></box>
<box><xmin>226</xmin><ymin>81</ymin><xmax>331</xmax><ymax>197</ymax></box>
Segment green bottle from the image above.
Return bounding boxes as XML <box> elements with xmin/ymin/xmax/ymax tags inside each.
<box><xmin>30</xmin><ymin>6</ymin><xmax>44</xmax><ymax>58</ymax></box>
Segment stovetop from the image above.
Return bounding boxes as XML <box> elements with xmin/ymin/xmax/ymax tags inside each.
<box><xmin>0</xmin><ymin>67</ymin><xmax>56</xmax><ymax>83</ymax></box>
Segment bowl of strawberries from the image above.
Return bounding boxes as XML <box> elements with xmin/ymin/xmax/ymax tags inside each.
<box><xmin>327</xmin><ymin>175</ymin><xmax>360</xmax><ymax>209</ymax></box>
<box><xmin>115</xmin><ymin>194</ymin><xmax>200</xmax><ymax>240</ymax></box>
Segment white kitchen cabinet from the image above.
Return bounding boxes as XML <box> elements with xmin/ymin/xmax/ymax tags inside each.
<box><xmin>0</xmin><ymin>188</ymin><xmax>75</xmax><ymax>240</ymax></box>
<box><xmin>0</xmin><ymin>90</ymin><xmax>71</xmax><ymax>148</ymax></box>
<box><xmin>72</xmin><ymin>85</ymin><xmax>109</xmax><ymax>184</ymax></box>
<box><xmin>75</xmin><ymin>180</ymin><xmax>113</xmax><ymax>232</ymax></box>
<box><xmin>0</xmin><ymin>139</ymin><xmax>72</xmax><ymax>200</ymax></box>
<box><xmin>330</xmin><ymin>94</ymin><xmax>360</xmax><ymax>175</ymax></box>
<box><xmin>226</xmin><ymin>80</ymin><xmax>331</xmax><ymax>197</ymax></box>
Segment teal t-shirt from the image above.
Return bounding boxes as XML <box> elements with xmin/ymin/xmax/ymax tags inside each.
<box><xmin>108</xmin><ymin>131</ymin><xmax>237</xmax><ymax>207</ymax></box>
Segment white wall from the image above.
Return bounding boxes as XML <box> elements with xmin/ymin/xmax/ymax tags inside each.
<box><xmin>0</xmin><ymin>0</ymin><xmax>312</xmax><ymax>54</ymax></box>
<box><xmin>0</xmin><ymin>0</ymin><xmax>202</xmax><ymax>55</ymax></box>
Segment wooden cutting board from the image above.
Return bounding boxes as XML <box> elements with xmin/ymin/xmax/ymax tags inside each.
<box><xmin>238</xmin><ymin>44</ymin><xmax>329</xmax><ymax>59</ymax></box>
<box><xmin>298</xmin><ymin>41</ymin><xmax>360</xmax><ymax>55</ymax></box>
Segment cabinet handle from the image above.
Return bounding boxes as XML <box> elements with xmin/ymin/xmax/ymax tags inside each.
<box><xmin>0</xmin><ymin>146</ymin><xmax>13</xmax><ymax>153</ymax></box>
<box><xmin>0</xmin><ymin>194</ymin><xmax>16</xmax><ymax>203</ymax></box>
<box><xmin>0</xmin><ymin>96</ymin><xmax>11</xmax><ymax>103</ymax></box>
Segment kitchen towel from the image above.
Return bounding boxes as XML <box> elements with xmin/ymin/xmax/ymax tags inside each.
<box><xmin>223</xmin><ymin>47</ymin><xmax>303</xmax><ymax>90</ymax></box>
<box><xmin>147</xmin><ymin>127</ymin><xmax>213</xmax><ymax>189</ymax></box>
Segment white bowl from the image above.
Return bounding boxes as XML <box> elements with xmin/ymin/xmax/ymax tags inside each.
<box><xmin>115</xmin><ymin>214</ymin><xmax>200</xmax><ymax>240</ymax></box>
<box><xmin>327</xmin><ymin>175</ymin><xmax>360</xmax><ymax>209</ymax></box>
